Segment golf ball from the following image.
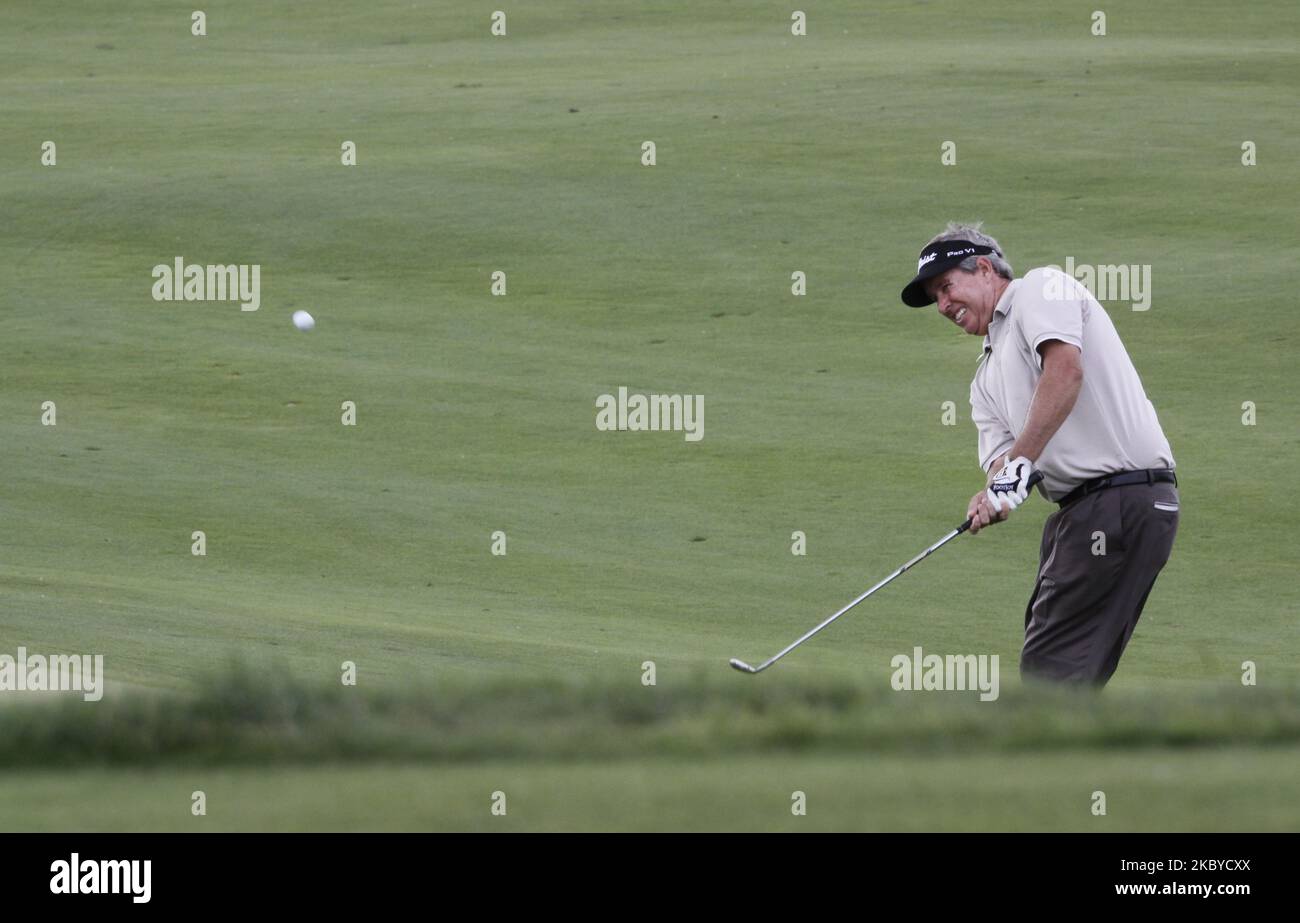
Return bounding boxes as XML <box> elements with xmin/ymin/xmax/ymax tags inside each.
<box><xmin>292</xmin><ymin>310</ymin><xmax>315</xmax><ymax>331</ymax></box>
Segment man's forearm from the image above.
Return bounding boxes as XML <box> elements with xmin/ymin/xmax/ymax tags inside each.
<box><xmin>1009</xmin><ymin>362</ymin><xmax>1082</xmax><ymax>463</ymax></box>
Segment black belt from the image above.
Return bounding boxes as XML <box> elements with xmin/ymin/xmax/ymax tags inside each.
<box><xmin>1057</xmin><ymin>468</ymin><xmax>1177</xmax><ymax>508</ymax></box>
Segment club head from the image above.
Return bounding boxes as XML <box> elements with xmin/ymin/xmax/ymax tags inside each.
<box><xmin>729</xmin><ymin>658</ymin><xmax>759</xmax><ymax>674</ymax></box>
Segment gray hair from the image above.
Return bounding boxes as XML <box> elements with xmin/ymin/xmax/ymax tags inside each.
<box><xmin>925</xmin><ymin>221</ymin><xmax>1013</xmax><ymax>279</ymax></box>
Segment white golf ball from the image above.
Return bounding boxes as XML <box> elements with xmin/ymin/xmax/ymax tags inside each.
<box><xmin>292</xmin><ymin>310</ymin><xmax>315</xmax><ymax>331</ymax></box>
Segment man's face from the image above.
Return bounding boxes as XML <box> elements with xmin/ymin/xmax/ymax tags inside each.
<box><xmin>926</xmin><ymin>259</ymin><xmax>1002</xmax><ymax>335</ymax></box>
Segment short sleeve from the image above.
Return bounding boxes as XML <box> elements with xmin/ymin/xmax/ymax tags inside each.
<box><xmin>1013</xmin><ymin>268</ymin><xmax>1086</xmax><ymax>370</ymax></box>
<box><xmin>971</xmin><ymin>371</ymin><xmax>1014</xmax><ymax>473</ymax></box>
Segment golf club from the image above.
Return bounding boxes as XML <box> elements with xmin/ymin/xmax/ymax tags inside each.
<box><xmin>729</xmin><ymin>471</ymin><xmax>1044</xmax><ymax>674</ymax></box>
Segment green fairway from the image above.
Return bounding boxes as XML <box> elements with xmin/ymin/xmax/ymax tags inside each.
<box><xmin>1</xmin><ymin>1</ymin><xmax>1297</xmax><ymax>831</ymax></box>
<box><xmin>4</xmin><ymin>747</ymin><xmax>1298</xmax><ymax>832</ymax></box>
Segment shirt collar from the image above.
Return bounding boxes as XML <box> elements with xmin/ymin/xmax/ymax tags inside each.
<box><xmin>981</xmin><ymin>278</ymin><xmax>1020</xmax><ymax>353</ymax></box>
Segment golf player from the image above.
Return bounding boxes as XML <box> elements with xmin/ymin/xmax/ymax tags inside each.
<box><xmin>901</xmin><ymin>222</ymin><xmax>1179</xmax><ymax>686</ymax></box>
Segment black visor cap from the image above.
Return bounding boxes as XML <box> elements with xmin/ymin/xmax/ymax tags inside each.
<box><xmin>900</xmin><ymin>241</ymin><xmax>998</xmax><ymax>307</ymax></box>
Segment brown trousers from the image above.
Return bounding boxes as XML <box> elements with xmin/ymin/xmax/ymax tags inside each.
<box><xmin>1021</xmin><ymin>481</ymin><xmax>1180</xmax><ymax>686</ymax></box>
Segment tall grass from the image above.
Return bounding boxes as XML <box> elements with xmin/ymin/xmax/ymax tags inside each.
<box><xmin>1</xmin><ymin>660</ymin><xmax>1296</xmax><ymax>768</ymax></box>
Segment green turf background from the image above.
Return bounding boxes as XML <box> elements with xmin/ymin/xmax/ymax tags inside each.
<box><xmin>1</xmin><ymin>0</ymin><xmax>1297</xmax><ymax>830</ymax></box>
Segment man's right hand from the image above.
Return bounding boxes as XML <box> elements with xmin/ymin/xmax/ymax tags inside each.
<box><xmin>966</xmin><ymin>488</ymin><xmax>1009</xmax><ymax>534</ymax></box>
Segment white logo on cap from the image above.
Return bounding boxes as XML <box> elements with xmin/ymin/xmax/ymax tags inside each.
<box><xmin>917</xmin><ymin>252</ymin><xmax>937</xmax><ymax>271</ymax></box>
<box><xmin>945</xmin><ymin>247</ymin><xmax>976</xmax><ymax>258</ymax></box>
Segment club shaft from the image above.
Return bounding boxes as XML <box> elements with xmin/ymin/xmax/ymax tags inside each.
<box><xmin>736</xmin><ymin>471</ymin><xmax>1042</xmax><ymax>672</ymax></box>
<box><xmin>751</xmin><ymin>525</ymin><xmax>965</xmax><ymax>671</ymax></box>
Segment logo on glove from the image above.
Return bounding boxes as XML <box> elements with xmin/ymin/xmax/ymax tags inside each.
<box><xmin>988</xmin><ymin>456</ymin><xmax>1035</xmax><ymax>513</ymax></box>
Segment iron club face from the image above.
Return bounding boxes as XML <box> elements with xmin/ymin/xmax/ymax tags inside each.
<box><xmin>729</xmin><ymin>658</ymin><xmax>759</xmax><ymax>673</ymax></box>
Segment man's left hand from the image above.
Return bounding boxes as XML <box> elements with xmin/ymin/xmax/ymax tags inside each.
<box><xmin>988</xmin><ymin>456</ymin><xmax>1036</xmax><ymax>513</ymax></box>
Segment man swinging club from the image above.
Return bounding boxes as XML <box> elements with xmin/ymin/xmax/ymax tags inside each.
<box><xmin>901</xmin><ymin>222</ymin><xmax>1179</xmax><ymax>686</ymax></box>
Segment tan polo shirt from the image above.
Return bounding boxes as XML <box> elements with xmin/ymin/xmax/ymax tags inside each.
<box><xmin>970</xmin><ymin>267</ymin><xmax>1175</xmax><ymax>501</ymax></box>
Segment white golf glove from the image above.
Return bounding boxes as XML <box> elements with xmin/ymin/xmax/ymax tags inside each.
<box><xmin>987</xmin><ymin>456</ymin><xmax>1035</xmax><ymax>513</ymax></box>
